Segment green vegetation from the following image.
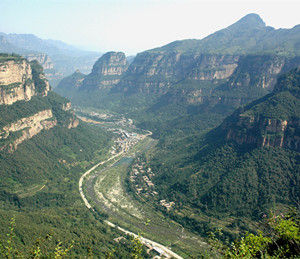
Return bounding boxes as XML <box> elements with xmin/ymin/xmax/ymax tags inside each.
<box><xmin>83</xmin><ymin>137</ymin><xmax>207</xmax><ymax>258</ymax></box>
<box><xmin>138</xmin><ymin>70</ymin><xmax>299</xmax><ymax>242</ymax></box>
<box><xmin>30</xmin><ymin>60</ymin><xmax>48</xmax><ymax>94</ymax></box>
<box><xmin>0</xmin><ymin>115</ymin><xmax>147</xmax><ymax>256</ymax></box>
<box><xmin>0</xmin><ymin>64</ymin><xmax>139</xmax><ymax>256</ymax></box>
<box><xmin>0</xmin><ymin>53</ymin><xmax>23</xmax><ymax>63</ymax></box>
<box><xmin>0</xmin><ymin>92</ymin><xmax>71</xmax><ymax>128</ymax></box>
<box><xmin>2</xmin><ymin>14</ymin><xmax>299</xmax><ymax>257</ymax></box>
<box><xmin>0</xmin><ymin>212</ymin><xmax>150</xmax><ymax>258</ymax></box>
<box><xmin>55</xmin><ymin>70</ymin><xmax>85</xmax><ymax>94</ymax></box>
<box><xmin>54</xmin><ymin>16</ymin><xmax>300</xmax><ymax>253</ymax></box>
<box><xmin>208</xmin><ymin>209</ymin><xmax>300</xmax><ymax>258</ymax></box>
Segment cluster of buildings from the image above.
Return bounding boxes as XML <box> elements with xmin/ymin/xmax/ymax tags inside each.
<box><xmin>130</xmin><ymin>160</ymin><xmax>175</xmax><ymax>211</ymax></box>
<box><xmin>159</xmin><ymin>200</ymin><xmax>175</xmax><ymax>210</ymax></box>
<box><xmin>89</xmin><ymin>111</ymin><xmax>111</xmax><ymax>120</ymax></box>
<box><xmin>112</xmin><ymin>129</ymin><xmax>144</xmax><ymax>153</ymax></box>
<box><xmin>129</xmin><ymin>161</ymin><xmax>157</xmax><ymax>196</ymax></box>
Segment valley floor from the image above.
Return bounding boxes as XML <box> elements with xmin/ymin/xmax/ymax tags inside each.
<box><xmin>78</xmin><ymin>111</ymin><xmax>208</xmax><ymax>258</ymax></box>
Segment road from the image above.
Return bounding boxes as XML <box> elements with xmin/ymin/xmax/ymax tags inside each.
<box><xmin>78</xmin><ymin>132</ymin><xmax>183</xmax><ymax>259</ymax></box>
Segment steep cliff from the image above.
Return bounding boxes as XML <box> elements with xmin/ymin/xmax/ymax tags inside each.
<box><xmin>0</xmin><ymin>54</ymin><xmax>78</xmax><ymax>152</ymax></box>
<box><xmin>221</xmin><ymin>68</ymin><xmax>300</xmax><ymax>151</ymax></box>
<box><xmin>65</xmin><ymin>14</ymin><xmax>299</xmax><ymax>111</ymax></box>
<box><xmin>116</xmin><ymin>52</ymin><xmax>239</xmax><ymax>95</ymax></box>
<box><xmin>0</xmin><ymin>109</ymin><xmax>57</xmax><ymax>152</ymax></box>
<box><xmin>0</xmin><ymin>54</ymin><xmax>50</xmax><ymax>105</ymax></box>
<box><xmin>25</xmin><ymin>53</ymin><xmax>54</xmax><ymax>70</ymax></box>
<box><xmin>111</xmin><ymin>13</ymin><xmax>299</xmax><ymax>95</ymax></box>
<box><xmin>150</xmin><ymin>69</ymin><xmax>300</xmax><ymax>217</ymax></box>
<box><xmin>56</xmin><ymin>14</ymin><xmax>300</xmax><ymax>140</ymax></box>
<box><xmin>81</xmin><ymin>51</ymin><xmax>128</xmax><ymax>90</ymax></box>
<box><xmin>117</xmin><ymin>52</ymin><xmax>298</xmax><ymax>105</ymax></box>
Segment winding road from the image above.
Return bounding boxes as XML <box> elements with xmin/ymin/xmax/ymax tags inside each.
<box><xmin>79</xmin><ymin>132</ymin><xmax>183</xmax><ymax>259</ymax></box>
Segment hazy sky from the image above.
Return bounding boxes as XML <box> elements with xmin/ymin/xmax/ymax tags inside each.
<box><xmin>0</xmin><ymin>0</ymin><xmax>299</xmax><ymax>55</ymax></box>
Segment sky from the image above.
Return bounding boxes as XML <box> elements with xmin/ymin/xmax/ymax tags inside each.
<box><xmin>0</xmin><ymin>0</ymin><xmax>299</xmax><ymax>55</ymax></box>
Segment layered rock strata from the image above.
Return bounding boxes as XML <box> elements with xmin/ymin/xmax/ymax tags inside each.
<box><xmin>0</xmin><ymin>58</ymin><xmax>50</xmax><ymax>105</ymax></box>
<box><xmin>0</xmin><ymin>109</ymin><xmax>57</xmax><ymax>152</ymax></box>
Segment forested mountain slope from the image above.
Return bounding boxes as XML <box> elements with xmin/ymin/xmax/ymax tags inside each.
<box><xmin>0</xmin><ymin>54</ymin><xmax>138</xmax><ymax>257</ymax></box>
<box><xmin>149</xmin><ymin>69</ymin><xmax>299</xmax><ymax>219</ymax></box>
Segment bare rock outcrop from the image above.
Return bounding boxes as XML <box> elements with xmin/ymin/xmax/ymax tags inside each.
<box><xmin>82</xmin><ymin>52</ymin><xmax>128</xmax><ymax>90</ymax></box>
<box><xmin>225</xmin><ymin>115</ymin><xmax>300</xmax><ymax>151</ymax></box>
<box><xmin>0</xmin><ymin>58</ymin><xmax>50</xmax><ymax>105</ymax></box>
<box><xmin>0</xmin><ymin>109</ymin><xmax>57</xmax><ymax>152</ymax></box>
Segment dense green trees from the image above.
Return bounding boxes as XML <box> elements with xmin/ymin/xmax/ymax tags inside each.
<box><xmin>207</xmin><ymin>209</ymin><xmax>300</xmax><ymax>258</ymax></box>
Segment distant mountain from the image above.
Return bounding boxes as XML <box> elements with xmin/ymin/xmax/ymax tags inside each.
<box><xmin>81</xmin><ymin>51</ymin><xmax>128</xmax><ymax>91</ymax></box>
<box><xmin>0</xmin><ymin>32</ymin><xmax>101</xmax><ymax>87</ymax></box>
<box><xmin>0</xmin><ymin>35</ymin><xmax>27</xmax><ymax>54</ymax></box>
<box><xmin>57</xmin><ymin>14</ymin><xmax>300</xmax><ymax>140</ymax></box>
<box><xmin>0</xmin><ymin>33</ymin><xmax>94</xmax><ymax>57</ymax></box>
<box><xmin>150</xmin><ymin>13</ymin><xmax>300</xmax><ymax>56</ymax></box>
<box><xmin>56</xmin><ymin>69</ymin><xmax>86</xmax><ymax>95</ymax></box>
<box><xmin>55</xmin><ymin>51</ymin><xmax>130</xmax><ymax>107</ymax></box>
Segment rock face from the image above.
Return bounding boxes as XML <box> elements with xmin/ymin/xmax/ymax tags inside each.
<box><xmin>25</xmin><ymin>54</ymin><xmax>54</xmax><ymax>70</ymax></box>
<box><xmin>188</xmin><ymin>56</ymin><xmax>239</xmax><ymax>80</ymax></box>
<box><xmin>0</xmin><ymin>59</ymin><xmax>36</xmax><ymax>105</ymax></box>
<box><xmin>24</xmin><ymin>54</ymin><xmax>65</xmax><ymax>87</ymax></box>
<box><xmin>106</xmin><ymin>13</ymin><xmax>299</xmax><ymax>97</ymax></box>
<box><xmin>118</xmin><ymin>51</ymin><xmax>298</xmax><ymax>96</ymax></box>
<box><xmin>0</xmin><ymin>109</ymin><xmax>57</xmax><ymax>152</ymax></box>
<box><xmin>225</xmin><ymin>116</ymin><xmax>300</xmax><ymax>151</ymax></box>
<box><xmin>67</xmin><ymin>116</ymin><xmax>79</xmax><ymax>129</ymax></box>
<box><xmin>224</xmin><ymin>55</ymin><xmax>300</xmax><ymax>91</ymax></box>
<box><xmin>220</xmin><ymin>69</ymin><xmax>300</xmax><ymax>151</ymax></box>
<box><xmin>56</xmin><ymin>13</ymin><xmax>300</xmax><ymax>133</ymax></box>
<box><xmin>0</xmin><ymin>58</ymin><xmax>50</xmax><ymax>105</ymax></box>
<box><xmin>112</xmin><ymin>50</ymin><xmax>299</xmax><ymax>116</ymax></box>
<box><xmin>113</xmin><ymin>52</ymin><xmax>239</xmax><ymax>96</ymax></box>
<box><xmin>82</xmin><ymin>52</ymin><xmax>128</xmax><ymax>90</ymax></box>
<box><xmin>0</xmin><ymin>54</ymin><xmax>79</xmax><ymax>152</ymax></box>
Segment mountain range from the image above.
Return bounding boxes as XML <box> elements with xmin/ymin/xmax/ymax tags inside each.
<box><xmin>56</xmin><ymin>13</ymin><xmax>300</xmax><ymax>138</ymax></box>
<box><xmin>0</xmin><ymin>32</ymin><xmax>102</xmax><ymax>87</ymax></box>
<box><xmin>0</xmin><ymin>12</ymin><xmax>299</xmax><ymax>256</ymax></box>
<box><xmin>56</xmin><ymin>13</ymin><xmax>300</xmax><ymax>228</ymax></box>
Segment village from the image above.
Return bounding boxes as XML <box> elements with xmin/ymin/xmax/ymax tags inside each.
<box><xmin>109</xmin><ymin>128</ymin><xmax>145</xmax><ymax>153</ymax></box>
<box><xmin>129</xmin><ymin>158</ymin><xmax>175</xmax><ymax>211</ymax></box>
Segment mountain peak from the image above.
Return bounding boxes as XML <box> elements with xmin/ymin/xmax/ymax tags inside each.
<box><xmin>233</xmin><ymin>13</ymin><xmax>266</xmax><ymax>29</ymax></box>
<box><xmin>92</xmin><ymin>51</ymin><xmax>128</xmax><ymax>75</ymax></box>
